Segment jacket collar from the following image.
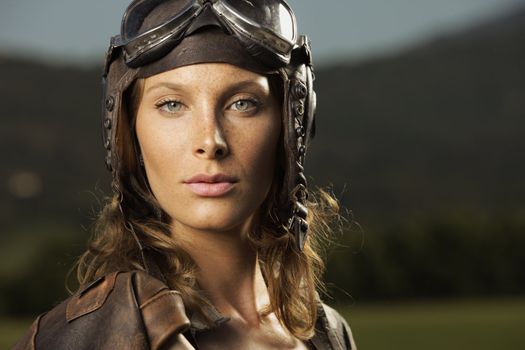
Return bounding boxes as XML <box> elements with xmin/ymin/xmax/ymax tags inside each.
<box><xmin>188</xmin><ymin>303</ymin><xmax>230</xmax><ymax>332</ymax></box>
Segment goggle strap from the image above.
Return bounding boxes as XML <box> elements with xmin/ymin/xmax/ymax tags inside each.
<box><xmin>103</xmin><ymin>35</ymin><xmax>127</xmax><ymax>77</ymax></box>
<box><xmin>291</xmin><ymin>35</ymin><xmax>313</xmax><ymax>67</ymax></box>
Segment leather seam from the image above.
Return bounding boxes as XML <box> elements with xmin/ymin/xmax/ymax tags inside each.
<box><xmin>65</xmin><ymin>271</ymin><xmax>119</xmax><ymax>322</ymax></box>
<box><xmin>139</xmin><ymin>290</ymin><xmax>182</xmax><ymax>310</ymax></box>
<box><xmin>30</xmin><ymin>314</ymin><xmax>44</xmax><ymax>349</ymax></box>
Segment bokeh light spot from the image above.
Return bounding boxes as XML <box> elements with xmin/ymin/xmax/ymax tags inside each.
<box><xmin>7</xmin><ymin>171</ymin><xmax>43</xmax><ymax>199</ymax></box>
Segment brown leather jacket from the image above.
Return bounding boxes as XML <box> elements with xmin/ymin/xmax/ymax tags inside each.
<box><xmin>13</xmin><ymin>271</ymin><xmax>356</xmax><ymax>349</ymax></box>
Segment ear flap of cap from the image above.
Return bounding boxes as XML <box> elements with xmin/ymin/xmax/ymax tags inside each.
<box><xmin>102</xmin><ymin>49</ymin><xmax>140</xmax><ymax>181</ymax></box>
<box><xmin>278</xmin><ymin>37</ymin><xmax>316</xmax><ymax>251</ymax></box>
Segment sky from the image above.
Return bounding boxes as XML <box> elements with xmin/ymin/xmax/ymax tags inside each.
<box><xmin>0</xmin><ymin>0</ymin><xmax>523</xmax><ymax>67</ymax></box>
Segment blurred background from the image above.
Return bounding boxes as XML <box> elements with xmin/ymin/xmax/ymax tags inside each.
<box><xmin>1</xmin><ymin>0</ymin><xmax>524</xmax><ymax>348</ymax></box>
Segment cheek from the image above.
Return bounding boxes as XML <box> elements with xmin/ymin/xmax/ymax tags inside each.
<box><xmin>140</xmin><ymin>127</ymin><xmax>182</xmax><ymax>171</ymax></box>
<box><xmin>236</xmin><ymin>115</ymin><xmax>281</xmax><ymax>184</ymax></box>
<box><xmin>135</xmin><ymin>112</ymin><xmax>188</xmax><ymax>195</ymax></box>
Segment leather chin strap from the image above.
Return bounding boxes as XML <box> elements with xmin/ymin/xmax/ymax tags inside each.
<box><xmin>282</xmin><ymin>35</ymin><xmax>316</xmax><ymax>252</ymax></box>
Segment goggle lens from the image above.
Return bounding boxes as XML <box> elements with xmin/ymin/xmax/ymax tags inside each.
<box><xmin>220</xmin><ymin>0</ymin><xmax>295</xmax><ymax>42</ymax></box>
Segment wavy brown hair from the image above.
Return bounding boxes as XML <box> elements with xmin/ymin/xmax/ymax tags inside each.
<box><xmin>76</xmin><ymin>74</ymin><xmax>341</xmax><ymax>340</ymax></box>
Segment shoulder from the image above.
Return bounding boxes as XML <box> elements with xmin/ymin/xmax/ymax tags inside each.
<box><xmin>312</xmin><ymin>303</ymin><xmax>357</xmax><ymax>350</ymax></box>
<box><xmin>13</xmin><ymin>271</ymin><xmax>192</xmax><ymax>350</ymax></box>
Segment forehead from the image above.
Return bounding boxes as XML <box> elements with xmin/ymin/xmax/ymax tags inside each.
<box><xmin>142</xmin><ymin>62</ymin><xmax>271</xmax><ymax>93</ymax></box>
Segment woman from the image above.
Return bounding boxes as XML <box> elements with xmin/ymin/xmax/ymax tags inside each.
<box><xmin>15</xmin><ymin>0</ymin><xmax>356</xmax><ymax>349</ymax></box>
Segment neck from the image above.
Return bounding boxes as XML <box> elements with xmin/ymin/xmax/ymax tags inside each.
<box><xmin>172</xmin><ymin>221</ymin><xmax>269</xmax><ymax>326</ymax></box>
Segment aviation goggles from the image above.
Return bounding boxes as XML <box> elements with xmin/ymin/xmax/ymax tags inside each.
<box><xmin>106</xmin><ymin>0</ymin><xmax>297</xmax><ymax>70</ymax></box>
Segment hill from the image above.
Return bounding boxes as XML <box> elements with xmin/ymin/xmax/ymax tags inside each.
<box><xmin>309</xmin><ymin>6</ymin><xmax>525</xmax><ymax>224</ymax></box>
<box><xmin>1</xmin><ymin>5</ymin><xmax>524</xmax><ymax>311</ymax></box>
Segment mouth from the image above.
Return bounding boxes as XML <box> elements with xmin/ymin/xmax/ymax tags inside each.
<box><xmin>184</xmin><ymin>174</ymin><xmax>238</xmax><ymax>197</ymax></box>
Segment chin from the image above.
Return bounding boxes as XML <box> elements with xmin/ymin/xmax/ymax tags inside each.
<box><xmin>169</xmin><ymin>201</ymin><xmax>258</xmax><ymax>234</ymax></box>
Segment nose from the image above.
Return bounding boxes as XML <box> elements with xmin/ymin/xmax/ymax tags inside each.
<box><xmin>193</xmin><ymin>111</ymin><xmax>229</xmax><ymax>160</ymax></box>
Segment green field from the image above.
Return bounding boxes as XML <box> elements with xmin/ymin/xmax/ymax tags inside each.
<box><xmin>0</xmin><ymin>317</ymin><xmax>35</xmax><ymax>349</ymax></box>
<box><xmin>340</xmin><ymin>298</ymin><xmax>525</xmax><ymax>350</ymax></box>
<box><xmin>2</xmin><ymin>298</ymin><xmax>524</xmax><ymax>349</ymax></box>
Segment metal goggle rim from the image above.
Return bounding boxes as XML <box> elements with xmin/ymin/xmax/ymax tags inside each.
<box><xmin>116</xmin><ymin>0</ymin><xmax>297</xmax><ymax>67</ymax></box>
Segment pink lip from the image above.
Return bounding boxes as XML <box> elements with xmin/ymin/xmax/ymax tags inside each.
<box><xmin>184</xmin><ymin>174</ymin><xmax>238</xmax><ymax>197</ymax></box>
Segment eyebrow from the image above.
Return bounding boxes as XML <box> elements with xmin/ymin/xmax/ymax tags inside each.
<box><xmin>145</xmin><ymin>82</ymin><xmax>184</xmax><ymax>95</ymax></box>
<box><xmin>145</xmin><ymin>79</ymin><xmax>270</xmax><ymax>96</ymax></box>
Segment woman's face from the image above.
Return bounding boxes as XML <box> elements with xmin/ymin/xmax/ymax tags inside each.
<box><xmin>135</xmin><ymin>63</ymin><xmax>281</xmax><ymax>235</ymax></box>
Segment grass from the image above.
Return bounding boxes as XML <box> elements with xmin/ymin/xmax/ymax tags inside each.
<box><xmin>339</xmin><ymin>297</ymin><xmax>525</xmax><ymax>350</ymax></box>
<box><xmin>2</xmin><ymin>298</ymin><xmax>524</xmax><ymax>349</ymax></box>
<box><xmin>0</xmin><ymin>317</ymin><xmax>36</xmax><ymax>349</ymax></box>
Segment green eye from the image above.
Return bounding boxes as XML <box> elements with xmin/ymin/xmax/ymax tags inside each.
<box><xmin>231</xmin><ymin>99</ymin><xmax>257</xmax><ymax>112</ymax></box>
<box><xmin>157</xmin><ymin>100</ymin><xmax>183</xmax><ymax>113</ymax></box>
